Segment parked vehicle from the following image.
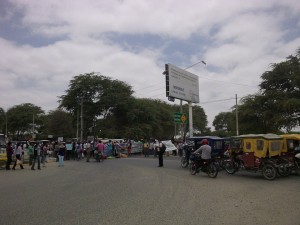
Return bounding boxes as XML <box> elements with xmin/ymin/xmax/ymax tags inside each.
<box><xmin>295</xmin><ymin>153</ymin><xmax>300</xmax><ymax>175</ymax></box>
<box><xmin>225</xmin><ymin>134</ymin><xmax>292</xmax><ymax>180</ymax></box>
<box><xmin>189</xmin><ymin>153</ymin><xmax>218</xmax><ymax>178</ymax></box>
<box><xmin>186</xmin><ymin>136</ymin><xmax>225</xmax><ymax>157</ymax></box>
<box><xmin>185</xmin><ymin>136</ymin><xmax>227</xmax><ymax>170</ymax></box>
<box><xmin>281</xmin><ymin>134</ymin><xmax>300</xmax><ymax>175</ymax></box>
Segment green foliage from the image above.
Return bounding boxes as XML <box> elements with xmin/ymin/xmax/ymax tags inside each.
<box><xmin>0</xmin><ymin>107</ymin><xmax>5</xmax><ymax>133</ymax></box>
<box><xmin>212</xmin><ymin>111</ymin><xmax>236</xmax><ymax>136</ymax></box>
<box><xmin>259</xmin><ymin>50</ymin><xmax>300</xmax><ymax>132</ymax></box>
<box><xmin>41</xmin><ymin>109</ymin><xmax>74</xmax><ymax>139</ymax></box>
<box><xmin>59</xmin><ymin>72</ymin><xmax>134</xmax><ymax>138</ymax></box>
<box><xmin>6</xmin><ymin>103</ymin><xmax>44</xmax><ymax>140</ymax></box>
<box><xmin>213</xmin><ymin>47</ymin><xmax>300</xmax><ymax>134</ymax></box>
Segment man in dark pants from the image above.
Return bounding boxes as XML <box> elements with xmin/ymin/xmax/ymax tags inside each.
<box><xmin>31</xmin><ymin>143</ymin><xmax>41</xmax><ymax>170</ymax></box>
<box><xmin>157</xmin><ymin>140</ymin><xmax>166</xmax><ymax>167</ymax></box>
<box><xmin>6</xmin><ymin>142</ymin><xmax>14</xmax><ymax>170</ymax></box>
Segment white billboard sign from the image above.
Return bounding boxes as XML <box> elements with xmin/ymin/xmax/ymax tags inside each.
<box><xmin>167</xmin><ymin>64</ymin><xmax>200</xmax><ymax>103</ymax></box>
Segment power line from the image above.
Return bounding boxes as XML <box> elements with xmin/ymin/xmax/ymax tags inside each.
<box><xmin>199</xmin><ymin>97</ymin><xmax>236</xmax><ymax>104</ymax></box>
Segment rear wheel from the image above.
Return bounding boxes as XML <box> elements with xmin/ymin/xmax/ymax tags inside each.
<box><xmin>190</xmin><ymin>163</ymin><xmax>197</xmax><ymax>175</ymax></box>
<box><xmin>225</xmin><ymin>161</ymin><xmax>237</xmax><ymax>174</ymax></box>
<box><xmin>207</xmin><ymin>163</ymin><xmax>218</xmax><ymax>178</ymax></box>
<box><xmin>262</xmin><ymin>164</ymin><xmax>277</xmax><ymax>180</ymax></box>
<box><xmin>181</xmin><ymin>157</ymin><xmax>188</xmax><ymax>168</ymax></box>
<box><xmin>277</xmin><ymin>165</ymin><xmax>291</xmax><ymax>177</ymax></box>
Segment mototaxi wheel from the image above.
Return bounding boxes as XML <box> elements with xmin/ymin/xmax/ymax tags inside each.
<box><xmin>207</xmin><ymin>163</ymin><xmax>218</xmax><ymax>178</ymax></box>
<box><xmin>262</xmin><ymin>163</ymin><xmax>277</xmax><ymax>180</ymax></box>
<box><xmin>181</xmin><ymin>157</ymin><xmax>188</xmax><ymax>168</ymax></box>
<box><xmin>277</xmin><ymin>165</ymin><xmax>291</xmax><ymax>177</ymax></box>
<box><xmin>224</xmin><ymin>161</ymin><xmax>237</xmax><ymax>174</ymax></box>
<box><xmin>190</xmin><ymin>163</ymin><xmax>197</xmax><ymax>175</ymax></box>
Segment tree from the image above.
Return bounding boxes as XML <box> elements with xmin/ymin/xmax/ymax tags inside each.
<box><xmin>237</xmin><ymin>94</ymin><xmax>280</xmax><ymax>134</ymax></box>
<box><xmin>42</xmin><ymin>109</ymin><xmax>74</xmax><ymax>139</ymax></box>
<box><xmin>212</xmin><ymin>111</ymin><xmax>235</xmax><ymax>136</ymax></box>
<box><xmin>6</xmin><ymin>103</ymin><xmax>44</xmax><ymax>140</ymax></box>
<box><xmin>0</xmin><ymin>107</ymin><xmax>5</xmax><ymax>134</ymax></box>
<box><xmin>259</xmin><ymin>47</ymin><xmax>300</xmax><ymax>131</ymax></box>
<box><xmin>59</xmin><ymin>72</ymin><xmax>134</xmax><ymax>139</ymax></box>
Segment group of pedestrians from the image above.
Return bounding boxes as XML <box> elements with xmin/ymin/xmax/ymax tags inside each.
<box><xmin>5</xmin><ymin>141</ymin><xmax>66</xmax><ymax>170</ymax></box>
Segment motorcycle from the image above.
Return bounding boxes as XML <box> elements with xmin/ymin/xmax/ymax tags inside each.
<box><xmin>181</xmin><ymin>143</ymin><xmax>194</xmax><ymax>168</ymax></box>
<box><xmin>189</xmin><ymin>153</ymin><xmax>218</xmax><ymax>178</ymax></box>
<box><xmin>294</xmin><ymin>153</ymin><xmax>300</xmax><ymax>175</ymax></box>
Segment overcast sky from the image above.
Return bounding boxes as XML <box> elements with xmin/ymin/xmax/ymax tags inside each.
<box><xmin>1</xmin><ymin>0</ymin><xmax>300</xmax><ymax>129</ymax></box>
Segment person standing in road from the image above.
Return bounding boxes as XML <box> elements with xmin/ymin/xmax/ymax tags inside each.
<box><xmin>76</xmin><ymin>142</ymin><xmax>82</xmax><ymax>160</ymax></box>
<box><xmin>5</xmin><ymin>141</ymin><xmax>14</xmax><ymax>170</ymax></box>
<box><xmin>86</xmin><ymin>141</ymin><xmax>92</xmax><ymax>162</ymax></box>
<box><xmin>28</xmin><ymin>142</ymin><xmax>34</xmax><ymax>166</ymax></box>
<box><xmin>12</xmin><ymin>142</ymin><xmax>24</xmax><ymax>170</ymax></box>
<box><xmin>31</xmin><ymin>143</ymin><xmax>41</xmax><ymax>170</ymax></box>
<box><xmin>157</xmin><ymin>140</ymin><xmax>166</xmax><ymax>167</ymax></box>
<box><xmin>58</xmin><ymin>142</ymin><xmax>65</xmax><ymax>167</ymax></box>
<box><xmin>127</xmin><ymin>140</ymin><xmax>132</xmax><ymax>157</ymax></box>
<box><xmin>143</xmin><ymin>141</ymin><xmax>149</xmax><ymax>157</ymax></box>
<box><xmin>107</xmin><ymin>140</ymin><xmax>113</xmax><ymax>157</ymax></box>
<box><xmin>41</xmin><ymin>144</ymin><xmax>48</xmax><ymax>167</ymax></box>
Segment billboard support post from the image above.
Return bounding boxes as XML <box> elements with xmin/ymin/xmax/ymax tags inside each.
<box><xmin>188</xmin><ymin>102</ymin><xmax>193</xmax><ymax>137</ymax></box>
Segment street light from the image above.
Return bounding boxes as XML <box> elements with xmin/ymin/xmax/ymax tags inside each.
<box><xmin>184</xmin><ymin>60</ymin><xmax>206</xmax><ymax>138</ymax></box>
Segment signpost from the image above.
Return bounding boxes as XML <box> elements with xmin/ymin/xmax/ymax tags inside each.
<box><xmin>173</xmin><ymin>112</ymin><xmax>187</xmax><ymax>124</ymax></box>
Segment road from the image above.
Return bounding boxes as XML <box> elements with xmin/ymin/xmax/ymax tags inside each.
<box><xmin>0</xmin><ymin>156</ymin><xmax>299</xmax><ymax>225</ymax></box>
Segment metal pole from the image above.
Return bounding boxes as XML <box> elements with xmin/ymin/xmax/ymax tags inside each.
<box><xmin>32</xmin><ymin>114</ymin><xmax>34</xmax><ymax>135</ymax></box>
<box><xmin>174</xmin><ymin>122</ymin><xmax>176</xmax><ymax>139</ymax></box>
<box><xmin>5</xmin><ymin>114</ymin><xmax>7</xmax><ymax>137</ymax></box>
<box><xmin>80</xmin><ymin>97</ymin><xmax>83</xmax><ymax>142</ymax></box>
<box><xmin>236</xmin><ymin>94</ymin><xmax>239</xmax><ymax>136</ymax></box>
<box><xmin>188</xmin><ymin>102</ymin><xmax>193</xmax><ymax>137</ymax></box>
<box><xmin>76</xmin><ymin>108</ymin><xmax>79</xmax><ymax>141</ymax></box>
<box><xmin>180</xmin><ymin>100</ymin><xmax>184</xmax><ymax>140</ymax></box>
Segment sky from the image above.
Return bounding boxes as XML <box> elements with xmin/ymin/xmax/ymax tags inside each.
<box><xmin>1</xmin><ymin>0</ymin><xmax>300</xmax><ymax>129</ymax></box>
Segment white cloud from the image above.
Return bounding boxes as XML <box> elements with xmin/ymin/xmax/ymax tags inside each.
<box><xmin>1</xmin><ymin>0</ymin><xmax>300</xmax><ymax>130</ymax></box>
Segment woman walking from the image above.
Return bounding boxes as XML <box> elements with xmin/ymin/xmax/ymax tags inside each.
<box><xmin>12</xmin><ymin>142</ymin><xmax>24</xmax><ymax>170</ymax></box>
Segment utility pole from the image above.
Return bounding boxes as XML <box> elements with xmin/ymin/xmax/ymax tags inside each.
<box><xmin>76</xmin><ymin>108</ymin><xmax>79</xmax><ymax>141</ymax></box>
<box><xmin>236</xmin><ymin>94</ymin><xmax>239</xmax><ymax>136</ymax></box>
<box><xmin>80</xmin><ymin>97</ymin><xmax>83</xmax><ymax>142</ymax></box>
<box><xmin>5</xmin><ymin>113</ymin><xmax>7</xmax><ymax>137</ymax></box>
<box><xmin>32</xmin><ymin>114</ymin><xmax>35</xmax><ymax>138</ymax></box>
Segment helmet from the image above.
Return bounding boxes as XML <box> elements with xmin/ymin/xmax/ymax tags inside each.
<box><xmin>201</xmin><ymin>139</ymin><xmax>208</xmax><ymax>145</ymax></box>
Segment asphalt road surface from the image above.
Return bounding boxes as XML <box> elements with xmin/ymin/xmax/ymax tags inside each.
<box><xmin>0</xmin><ymin>156</ymin><xmax>299</xmax><ymax>225</ymax></box>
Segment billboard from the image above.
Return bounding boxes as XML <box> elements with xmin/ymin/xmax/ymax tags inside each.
<box><xmin>165</xmin><ymin>64</ymin><xmax>199</xmax><ymax>103</ymax></box>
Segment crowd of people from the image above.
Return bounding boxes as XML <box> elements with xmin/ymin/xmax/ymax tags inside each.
<box><xmin>5</xmin><ymin>138</ymin><xmax>191</xmax><ymax>170</ymax></box>
<box><xmin>4</xmin><ymin>139</ymin><xmax>136</xmax><ymax>170</ymax></box>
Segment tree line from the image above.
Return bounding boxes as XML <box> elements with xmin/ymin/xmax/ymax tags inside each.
<box><xmin>0</xmin><ymin>47</ymin><xmax>299</xmax><ymax>140</ymax></box>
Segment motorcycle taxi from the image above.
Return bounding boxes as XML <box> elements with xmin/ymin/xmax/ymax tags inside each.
<box><xmin>182</xmin><ymin>136</ymin><xmax>226</xmax><ymax>170</ymax></box>
<box><xmin>225</xmin><ymin>134</ymin><xmax>291</xmax><ymax>180</ymax></box>
<box><xmin>280</xmin><ymin>134</ymin><xmax>300</xmax><ymax>175</ymax></box>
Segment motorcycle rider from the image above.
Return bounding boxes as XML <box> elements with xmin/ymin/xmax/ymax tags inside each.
<box><xmin>193</xmin><ymin>139</ymin><xmax>211</xmax><ymax>165</ymax></box>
